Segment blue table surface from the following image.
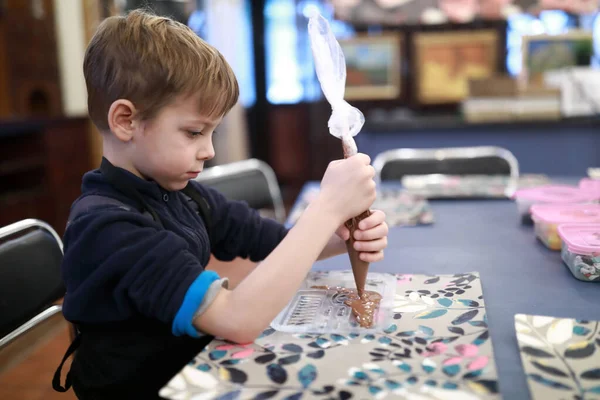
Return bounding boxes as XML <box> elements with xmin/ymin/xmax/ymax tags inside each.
<box><xmin>289</xmin><ymin>181</ymin><xmax>600</xmax><ymax>400</ymax></box>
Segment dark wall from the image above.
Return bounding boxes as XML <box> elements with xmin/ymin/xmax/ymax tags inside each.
<box><xmin>355</xmin><ymin>122</ymin><xmax>600</xmax><ymax>176</ymax></box>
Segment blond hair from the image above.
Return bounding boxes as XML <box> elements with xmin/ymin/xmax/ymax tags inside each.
<box><xmin>84</xmin><ymin>9</ymin><xmax>239</xmax><ymax>130</ymax></box>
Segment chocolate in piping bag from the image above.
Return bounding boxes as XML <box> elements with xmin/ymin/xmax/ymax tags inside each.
<box><xmin>308</xmin><ymin>12</ymin><xmax>371</xmax><ymax>297</ymax></box>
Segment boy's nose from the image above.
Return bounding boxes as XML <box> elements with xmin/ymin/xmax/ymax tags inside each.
<box><xmin>198</xmin><ymin>143</ymin><xmax>215</xmax><ymax>161</ymax></box>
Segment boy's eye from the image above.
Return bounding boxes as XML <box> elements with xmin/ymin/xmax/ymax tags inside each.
<box><xmin>187</xmin><ymin>131</ymin><xmax>203</xmax><ymax>137</ymax></box>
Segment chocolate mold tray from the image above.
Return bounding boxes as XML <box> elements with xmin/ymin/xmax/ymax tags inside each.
<box><xmin>271</xmin><ymin>271</ymin><xmax>396</xmax><ymax>334</ymax></box>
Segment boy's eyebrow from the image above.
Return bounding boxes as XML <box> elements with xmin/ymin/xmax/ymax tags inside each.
<box><xmin>185</xmin><ymin>117</ymin><xmax>221</xmax><ymax>126</ymax></box>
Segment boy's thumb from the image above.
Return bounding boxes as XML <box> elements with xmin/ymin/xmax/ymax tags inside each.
<box><xmin>335</xmin><ymin>225</ymin><xmax>350</xmax><ymax>241</ymax></box>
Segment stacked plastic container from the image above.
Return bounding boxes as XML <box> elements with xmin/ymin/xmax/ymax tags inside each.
<box><xmin>531</xmin><ymin>204</ymin><xmax>600</xmax><ymax>250</ymax></box>
<box><xmin>558</xmin><ymin>224</ymin><xmax>600</xmax><ymax>282</ymax></box>
<box><xmin>579</xmin><ymin>178</ymin><xmax>600</xmax><ymax>197</ymax></box>
<box><xmin>513</xmin><ymin>185</ymin><xmax>598</xmax><ymax>225</ymax></box>
<box><xmin>514</xmin><ymin>180</ymin><xmax>600</xmax><ymax>282</ymax></box>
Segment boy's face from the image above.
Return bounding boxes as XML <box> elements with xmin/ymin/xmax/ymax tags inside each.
<box><xmin>131</xmin><ymin>95</ymin><xmax>221</xmax><ymax>191</ymax></box>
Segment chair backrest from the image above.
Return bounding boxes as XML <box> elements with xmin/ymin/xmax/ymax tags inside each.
<box><xmin>0</xmin><ymin>219</ymin><xmax>64</xmax><ymax>348</ymax></box>
<box><xmin>373</xmin><ymin>146</ymin><xmax>519</xmax><ymax>182</ymax></box>
<box><xmin>195</xmin><ymin>158</ymin><xmax>286</xmax><ymax>223</ymax></box>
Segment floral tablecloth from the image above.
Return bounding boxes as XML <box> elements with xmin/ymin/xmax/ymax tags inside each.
<box><xmin>160</xmin><ymin>272</ymin><xmax>500</xmax><ymax>400</ymax></box>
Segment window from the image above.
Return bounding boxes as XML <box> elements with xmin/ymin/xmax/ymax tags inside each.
<box><xmin>264</xmin><ymin>0</ymin><xmax>354</xmax><ymax>104</ymax></box>
<box><xmin>188</xmin><ymin>1</ymin><xmax>256</xmax><ymax>107</ymax></box>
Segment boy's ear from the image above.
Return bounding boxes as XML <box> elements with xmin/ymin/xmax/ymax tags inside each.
<box><xmin>107</xmin><ymin>99</ymin><xmax>138</xmax><ymax>142</ymax></box>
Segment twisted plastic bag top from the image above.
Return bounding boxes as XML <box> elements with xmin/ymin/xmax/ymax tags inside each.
<box><xmin>308</xmin><ymin>11</ymin><xmax>364</xmax><ymax>156</ymax></box>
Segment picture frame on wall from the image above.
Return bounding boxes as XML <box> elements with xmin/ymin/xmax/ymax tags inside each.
<box><xmin>339</xmin><ymin>33</ymin><xmax>402</xmax><ymax>101</ymax></box>
<box><xmin>412</xmin><ymin>29</ymin><xmax>500</xmax><ymax>105</ymax></box>
<box><xmin>522</xmin><ymin>30</ymin><xmax>594</xmax><ymax>80</ymax></box>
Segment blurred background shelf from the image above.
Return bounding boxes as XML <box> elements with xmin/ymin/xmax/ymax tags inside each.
<box><xmin>362</xmin><ymin>113</ymin><xmax>600</xmax><ymax>132</ymax></box>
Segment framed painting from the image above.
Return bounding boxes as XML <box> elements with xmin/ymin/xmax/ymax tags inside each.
<box><xmin>412</xmin><ymin>29</ymin><xmax>500</xmax><ymax>105</ymax></box>
<box><xmin>339</xmin><ymin>33</ymin><xmax>402</xmax><ymax>101</ymax></box>
<box><xmin>522</xmin><ymin>30</ymin><xmax>594</xmax><ymax>79</ymax></box>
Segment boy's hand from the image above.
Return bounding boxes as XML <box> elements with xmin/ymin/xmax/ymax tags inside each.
<box><xmin>336</xmin><ymin>210</ymin><xmax>388</xmax><ymax>262</ymax></box>
<box><xmin>317</xmin><ymin>153</ymin><xmax>376</xmax><ymax>225</ymax></box>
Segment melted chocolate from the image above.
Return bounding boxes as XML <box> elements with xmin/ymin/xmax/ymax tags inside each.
<box><xmin>311</xmin><ymin>286</ymin><xmax>382</xmax><ymax>328</ymax></box>
<box><xmin>345</xmin><ymin>238</ymin><xmax>369</xmax><ymax>297</ymax></box>
<box><xmin>341</xmin><ymin>137</ymin><xmax>372</xmax><ymax>298</ymax></box>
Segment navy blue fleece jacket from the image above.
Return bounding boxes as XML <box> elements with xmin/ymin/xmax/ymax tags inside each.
<box><xmin>61</xmin><ymin>158</ymin><xmax>288</xmax><ymax>336</ymax></box>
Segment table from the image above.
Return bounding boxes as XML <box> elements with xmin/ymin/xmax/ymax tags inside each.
<box><xmin>162</xmin><ymin>181</ymin><xmax>600</xmax><ymax>399</ymax></box>
<box><xmin>296</xmin><ymin>182</ymin><xmax>600</xmax><ymax>399</ymax></box>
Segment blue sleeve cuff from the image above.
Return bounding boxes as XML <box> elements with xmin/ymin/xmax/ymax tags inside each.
<box><xmin>172</xmin><ymin>270</ymin><xmax>221</xmax><ymax>337</ymax></box>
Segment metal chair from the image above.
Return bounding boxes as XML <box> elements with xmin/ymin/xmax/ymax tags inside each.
<box><xmin>373</xmin><ymin>146</ymin><xmax>519</xmax><ymax>182</ymax></box>
<box><xmin>0</xmin><ymin>219</ymin><xmax>66</xmax><ymax>350</ymax></box>
<box><xmin>195</xmin><ymin>158</ymin><xmax>286</xmax><ymax>223</ymax></box>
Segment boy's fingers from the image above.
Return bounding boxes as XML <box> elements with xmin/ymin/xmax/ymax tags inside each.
<box><xmin>354</xmin><ymin>223</ymin><xmax>388</xmax><ymax>241</ymax></box>
<box><xmin>360</xmin><ymin>251</ymin><xmax>384</xmax><ymax>263</ymax></box>
<box><xmin>357</xmin><ymin>210</ymin><xmax>386</xmax><ymax>231</ymax></box>
<box><xmin>350</xmin><ymin>153</ymin><xmax>371</xmax><ymax>165</ymax></box>
<box><xmin>353</xmin><ymin>237</ymin><xmax>388</xmax><ymax>252</ymax></box>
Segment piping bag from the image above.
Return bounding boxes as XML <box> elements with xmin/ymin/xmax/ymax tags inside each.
<box><xmin>308</xmin><ymin>12</ymin><xmax>371</xmax><ymax>298</ymax></box>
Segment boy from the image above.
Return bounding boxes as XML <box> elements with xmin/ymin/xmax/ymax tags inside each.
<box><xmin>53</xmin><ymin>9</ymin><xmax>388</xmax><ymax>399</ymax></box>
